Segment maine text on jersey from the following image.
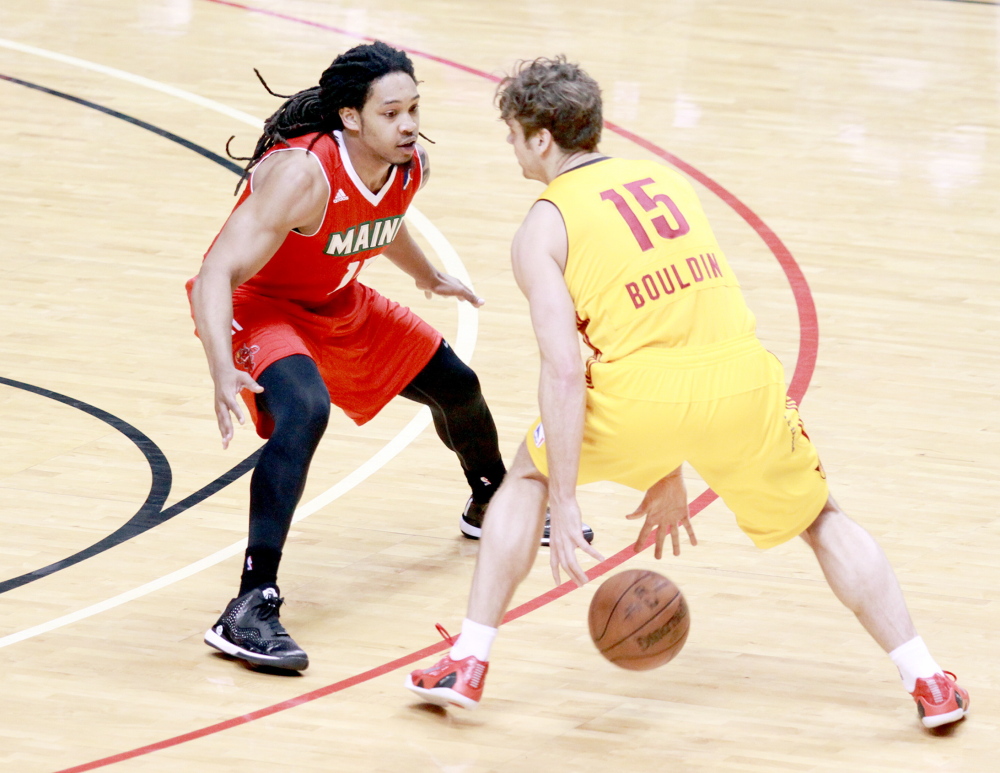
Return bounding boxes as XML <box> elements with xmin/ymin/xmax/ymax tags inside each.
<box><xmin>324</xmin><ymin>216</ymin><xmax>404</xmax><ymax>257</ymax></box>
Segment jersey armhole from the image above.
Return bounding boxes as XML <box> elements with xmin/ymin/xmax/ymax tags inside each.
<box><xmin>250</xmin><ymin>146</ymin><xmax>331</xmax><ymax>238</ymax></box>
<box><xmin>537</xmin><ymin>196</ymin><xmax>570</xmax><ymax>276</ymax></box>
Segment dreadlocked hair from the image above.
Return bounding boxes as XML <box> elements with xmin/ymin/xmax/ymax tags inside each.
<box><xmin>229</xmin><ymin>40</ymin><xmax>417</xmax><ymax>194</ymax></box>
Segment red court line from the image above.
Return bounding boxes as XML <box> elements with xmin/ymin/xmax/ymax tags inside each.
<box><xmin>205</xmin><ymin>0</ymin><xmax>505</xmax><ymax>82</ymax></box>
<box><xmin>200</xmin><ymin>0</ymin><xmax>818</xmax><ymax>404</ymax></box>
<box><xmin>605</xmin><ymin>123</ymin><xmax>818</xmax><ymax>405</ymax></box>
<box><xmin>54</xmin><ymin>490</ymin><xmax>720</xmax><ymax>773</ymax></box>
<box><xmin>52</xmin><ymin>4</ymin><xmax>818</xmax><ymax>770</ymax></box>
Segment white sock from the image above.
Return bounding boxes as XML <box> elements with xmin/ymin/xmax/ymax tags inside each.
<box><xmin>889</xmin><ymin>636</ymin><xmax>943</xmax><ymax>693</ymax></box>
<box><xmin>449</xmin><ymin>618</ymin><xmax>498</xmax><ymax>663</ymax></box>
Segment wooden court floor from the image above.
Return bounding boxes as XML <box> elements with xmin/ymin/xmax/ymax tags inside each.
<box><xmin>0</xmin><ymin>0</ymin><xmax>997</xmax><ymax>771</ymax></box>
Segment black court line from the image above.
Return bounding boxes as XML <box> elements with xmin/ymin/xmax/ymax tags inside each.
<box><xmin>0</xmin><ymin>73</ymin><xmax>243</xmax><ymax>174</ymax></box>
<box><xmin>0</xmin><ymin>73</ymin><xmax>257</xmax><ymax>593</ymax></box>
<box><xmin>930</xmin><ymin>0</ymin><xmax>998</xmax><ymax>5</ymax></box>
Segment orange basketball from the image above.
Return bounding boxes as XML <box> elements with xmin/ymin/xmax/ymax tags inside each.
<box><xmin>588</xmin><ymin>569</ymin><xmax>690</xmax><ymax>670</ymax></box>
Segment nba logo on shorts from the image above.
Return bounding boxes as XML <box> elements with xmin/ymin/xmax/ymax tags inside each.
<box><xmin>533</xmin><ymin>422</ymin><xmax>546</xmax><ymax>448</ymax></box>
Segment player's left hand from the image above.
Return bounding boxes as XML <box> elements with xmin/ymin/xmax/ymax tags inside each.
<box><xmin>418</xmin><ymin>272</ymin><xmax>484</xmax><ymax>307</ymax></box>
<box><xmin>627</xmin><ymin>468</ymin><xmax>696</xmax><ymax>558</ymax></box>
<box><xmin>549</xmin><ymin>498</ymin><xmax>606</xmax><ymax>587</ymax></box>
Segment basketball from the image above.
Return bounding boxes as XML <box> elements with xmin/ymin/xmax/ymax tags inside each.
<box><xmin>588</xmin><ymin>569</ymin><xmax>690</xmax><ymax>670</ymax></box>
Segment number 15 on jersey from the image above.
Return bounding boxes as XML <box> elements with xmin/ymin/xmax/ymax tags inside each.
<box><xmin>600</xmin><ymin>178</ymin><xmax>690</xmax><ymax>251</ymax></box>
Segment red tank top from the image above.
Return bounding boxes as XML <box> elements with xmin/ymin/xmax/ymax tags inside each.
<box><xmin>230</xmin><ymin>130</ymin><xmax>422</xmax><ymax>308</ymax></box>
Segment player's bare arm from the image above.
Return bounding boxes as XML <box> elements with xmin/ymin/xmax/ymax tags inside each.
<box><xmin>626</xmin><ymin>466</ymin><xmax>697</xmax><ymax>558</ymax></box>
<box><xmin>512</xmin><ymin>200</ymin><xmax>605</xmax><ymax>586</ymax></box>
<box><xmin>191</xmin><ymin>150</ymin><xmax>328</xmax><ymax>448</ymax></box>
<box><xmin>382</xmin><ymin>219</ymin><xmax>484</xmax><ymax>306</ymax></box>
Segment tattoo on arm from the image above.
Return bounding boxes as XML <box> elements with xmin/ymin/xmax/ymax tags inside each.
<box><xmin>417</xmin><ymin>145</ymin><xmax>430</xmax><ymax>189</ymax></box>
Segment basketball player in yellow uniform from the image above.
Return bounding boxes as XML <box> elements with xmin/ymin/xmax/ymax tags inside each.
<box><xmin>406</xmin><ymin>57</ymin><xmax>969</xmax><ymax>729</ymax></box>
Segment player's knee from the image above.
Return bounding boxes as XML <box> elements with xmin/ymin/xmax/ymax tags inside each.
<box><xmin>433</xmin><ymin>341</ymin><xmax>483</xmax><ymax>401</ymax></box>
<box><xmin>801</xmin><ymin>496</ymin><xmax>847</xmax><ymax>545</ymax></box>
<box><xmin>271</xmin><ymin>382</ymin><xmax>330</xmax><ymax>439</ymax></box>
<box><xmin>444</xmin><ymin>358</ymin><xmax>483</xmax><ymax>405</ymax></box>
<box><xmin>298</xmin><ymin>389</ymin><xmax>331</xmax><ymax>437</ymax></box>
<box><xmin>509</xmin><ymin>442</ymin><xmax>545</xmax><ymax>482</ymax></box>
<box><xmin>431</xmin><ymin>367</ymin><xmax>485</xmax><ymax>419</ymax></box>
<box><xmin>405</xmin><ymin>342</ymin><xmax>486</xmax><ymax>413</ymax></box>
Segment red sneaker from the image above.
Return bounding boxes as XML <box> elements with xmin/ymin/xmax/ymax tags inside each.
<box><xmin>911</xmin><ymin>671</ymin><xmax>970</xmax><ymax>728</ymax></box>
<box><xmin>406</xmin><ymin>626</ymin><xmax>488</xmax><ymax>710</ymax></box>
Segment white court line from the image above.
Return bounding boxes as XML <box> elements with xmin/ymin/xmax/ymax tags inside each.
<box><xmin>0</xmin><ymin>38</ymin><xmax>476</xmax><ymax>648</ymax></box>
<box><xmin>0</xmin><ymin>38</ymin><xmax>264</xmax><ymax>125</ymax></box>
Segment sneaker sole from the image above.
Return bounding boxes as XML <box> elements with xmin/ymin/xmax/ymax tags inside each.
<box><xmin>462</xmin><ymin>523</ymin><xmax>595</xmax><ymax>545</ymax></box>
<box><xmin>541</xmin><ymin>525</ymin><xmax>595</xmax><ymax>547</ymax></box>
<box><xmin>921</xmin><ymin>706</ymin><xmax>969</xmax><ymax>729</ymax></box>
<box><xmin>204</xmin><ymin>628</ymin><xmax>309</xmax><ymax>671</ymax></box>
<box><xmin>405</xmin><ymin>675</ymin><xmax>479</xmax><ymax>710</ymax></box>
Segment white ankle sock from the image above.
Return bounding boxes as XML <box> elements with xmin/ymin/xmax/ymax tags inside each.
<box><xmin>889</xmin><ymin>636</ymin><xmax>943</xmax><ymax>693</ymax></box>
<box><xmin>450</xmin><ymin>618</ymin><xmax>498</xmax><ymax>663</ymax></box>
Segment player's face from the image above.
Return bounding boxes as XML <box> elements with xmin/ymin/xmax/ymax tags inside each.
<box><xmin>506</xmin><ymin>119</ymin><xmax>543</xmax><ymax>181</ymax></box>
<box><xmin>356</xmin><ymin>72</ymin><xmax>420</xmax><ymax>165</ymax></box>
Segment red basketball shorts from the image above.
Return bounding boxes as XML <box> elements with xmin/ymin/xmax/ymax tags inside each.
<box><xmin>189</xmin><ymin>279</ymin><xmax>441</xmax><ymax>438</ymax></box>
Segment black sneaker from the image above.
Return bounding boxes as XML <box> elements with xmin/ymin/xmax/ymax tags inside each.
<box><xmin>204</xmin><ymin>586</ymin><xmax>309</xmax><ymax>671</ymax></box>
<box><xmin>542</xmin><ymin>515</ymin><xmax>595</xmax><ymax>547</ymax></box>
<box><xmin>460</xmin><ymin>497</ymin><xmax>594</xmax><ymax>545</ymax></box>
<box><xmin>460</xmin><ymin>498</ymin><xmax>489</xmax><ymax>539</ymax></box>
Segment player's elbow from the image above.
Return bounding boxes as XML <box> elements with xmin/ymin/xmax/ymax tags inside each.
<box><xmin>543</xmin><ymin>355</ymin><xmax>585</xmax><ymax>387</ymax></box>
<box><xmin>196</xmin><ymin>260</ymin><xmax>231</xmax><ymax>290</ymax></box>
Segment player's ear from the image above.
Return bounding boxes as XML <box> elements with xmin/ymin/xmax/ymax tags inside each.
<box><xmin>534</xmin><ymin>128</ymin><xmax>554</xmax><ymax>153</ymax></box>
<box><xmin>340</xmin><ymin>106</ymin><xmax>361</xmax><ymax>132</ymax></box>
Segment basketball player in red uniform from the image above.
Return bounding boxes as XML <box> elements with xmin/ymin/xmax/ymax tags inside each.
<box><xmin>189</xmin><ymin>42</ymin><xmax>591</xmax><ymax>672</ymax></box>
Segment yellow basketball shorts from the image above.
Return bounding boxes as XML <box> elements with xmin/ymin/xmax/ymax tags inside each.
<box><xmin>525</xmin><ymin>353</ymin><xmax>829</xmax><ymax>549</ymax></box>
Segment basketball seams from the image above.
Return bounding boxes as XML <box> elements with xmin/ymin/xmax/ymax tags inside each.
<box><xmin>605</xmin><ymin>600</ymin><xmax>690</xmax><ymax>666</ymax></box>
<box><xmin>590</xmin><ymin>572</ymin><xmax>650</xmax><ymax>642</ymax></box>
<box><xmin>589</xmin><ymin>569</ymin><xmax>690</xmax><ymax>670</ymax></box>
<box><xmin>598</xmin><ymin>589</ymin><xmax>682</xmax><ymax>654</ymax></box>
<box><xmin>608</xmin><ymin>629</ymin><xmax>688</xmax><ymax>667</ymax></box>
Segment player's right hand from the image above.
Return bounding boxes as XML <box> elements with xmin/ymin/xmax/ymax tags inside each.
<box><xmin>549</xmin><ymin>498</ymin><xmax>606</xmax><ymax>587</ymax></box>
<box><xmin>627</xmin><ymin>468</ymin><xmax>696</xmax><ymax>558</ymax></box>
<box><xmin>213</xmin><ymin>367</ymin><xmax>263</xmax><ymax>449</ymax></box>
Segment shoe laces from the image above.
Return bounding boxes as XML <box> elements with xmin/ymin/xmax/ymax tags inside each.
<box><xmin>435</xmin><ymin>623</ymin><xmax>454</xmax><ymax>646</ymax></box>
<box><xmin>255</xmin><ymin>594</ymin><xmax>288</xmax><ymax>635</ymax></box>
<box><xmin>920</xmin><ymin>671</ymin><xmax>957</xmax><ymax>704</ymax></box>
<box><xmin>469</xmin><ymin>661</ymin><xmax>487</xmax><ymax>688</ymax></box>
<box><xmin>926</xmin><ymin>676</ymin><xmax>946</xmax><ymax>704</ymax></box>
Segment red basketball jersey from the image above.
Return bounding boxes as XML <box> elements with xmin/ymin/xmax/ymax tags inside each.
<box><xmin>229</xmin><ymin>130</ymin><xmax>423</xmax><ymax>307</ymax></box>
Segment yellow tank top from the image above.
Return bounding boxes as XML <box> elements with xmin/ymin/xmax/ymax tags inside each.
<box><xmin>540</xmin><ymin>158</ymin><xmax>757</xmax><ymax>370</ymax></box>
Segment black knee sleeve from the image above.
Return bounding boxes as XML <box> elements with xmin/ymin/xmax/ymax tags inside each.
<box><xmin>400</xmin><ymin>341</ymin><xmax>505</xmax><ymax>500</ymax></box>
<box><xmin>245</xmin><ymin>355</ymin><xmax>331</xmax><ymax>584</ymax></box>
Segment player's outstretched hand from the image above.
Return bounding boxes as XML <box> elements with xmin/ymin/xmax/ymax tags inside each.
<box><xmin>213</xmin><ymin>367</ymin><xmax>263</xmax><ymax>450</ymax></box>
<box><xmin>419</xmin><ymin>272</ymin><xmax>484</xmax><ymax>307</ymax></box>
<box><xmin>549</xmin><ymin>499</ymin><xmax>606</xmax><ymax>587</ymax></box>
<box><xmin>627</xmin><ymin>467</ymin><xmax>696</xmax><ymax>558</ymax></box>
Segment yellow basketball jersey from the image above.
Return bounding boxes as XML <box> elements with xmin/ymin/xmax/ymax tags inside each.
<box><xmin>539</xmin><ymin>158</ymin><xmax>757</xmax><ymax>368</ymax></box>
